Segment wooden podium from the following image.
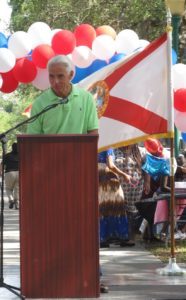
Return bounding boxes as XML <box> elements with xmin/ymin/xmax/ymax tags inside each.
<box><xmin>18</xmin><ymin>134</ymin><xmax>99</xmax><ymax>299</ymax></box>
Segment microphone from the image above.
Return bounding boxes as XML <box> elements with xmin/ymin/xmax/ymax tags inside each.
<box><xmin>58</xmin><ymin>97</ymin><xmax>69</xmax><ymax>104</ymax></box>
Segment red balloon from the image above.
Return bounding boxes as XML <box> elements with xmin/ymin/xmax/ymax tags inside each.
<box><xmin>52</xmin><ymin>30</ymin><xmax>76</xmax><ymax>55</ymax></box>
<box><xmin>174</xmin><ymin>88</ymin><xmax>186</xmax><ymax>112</ymax></box>
<box><xmin>96</xmin><ymin>25</ymin><xmax>116</xmax><ymax>39</ymax></box>
<box><xmin>32</xmin><ymin>44</ymin><xmax>55</xmax><ymax>68</ymax></box>
<box><xmin>74</xmin><ymin>24</ymin><xmax>96</xmax><ymax>48</ymax></box>
<box><xmin>0</xmin><ymin>71</ymin><xmax>19</xmax><ymax>93</ymax></box>
<box><xmin>13</xmin><ymin>58</ymin><xmax>37</xmax><ymax>83</ymax></box>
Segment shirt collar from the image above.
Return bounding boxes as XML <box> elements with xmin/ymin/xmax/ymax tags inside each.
<box><xmin>48</xmin><ymin>84</ymin><xmax>80</xmax><ymax>102</ymax></box>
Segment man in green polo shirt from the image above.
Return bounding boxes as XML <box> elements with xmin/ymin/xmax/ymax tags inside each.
<box><xmin>27</xmin><ymin>55</ymin><xmax>98</xmax><ymax>135</ymax></box>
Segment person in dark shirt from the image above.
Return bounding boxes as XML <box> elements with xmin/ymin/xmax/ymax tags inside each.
<box><xmin>0</xmin><ymin>142</ymin><xmax>19</xmax><ymax>209</ymax></box>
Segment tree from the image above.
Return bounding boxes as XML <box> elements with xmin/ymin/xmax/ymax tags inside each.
<box><xmin>0</xmin><ymin>85</ymin><xmax>39</xmax><ymax>155</ymax></box>
<box><xmin>9</xmin><ymin>0</ymin><xmax>166</xmax><ymax>41</ymax></box>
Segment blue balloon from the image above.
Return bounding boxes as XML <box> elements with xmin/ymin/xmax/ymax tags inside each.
<box><xmin>27</xmin><ymin>50</ymin><xmax>33</xmax><ymax>61</ymax></box>
<box><xmin>172</xmin><ymin>48</ymin><xmax>177</xmax><ymax>65</ymax></box>
<box><xmin>181</xmin><ymin>132</ymin><xmax>186</xmax><ymax>142</ymax></box>
<box><xmin>109</xmin><ymin>53</ymin><xmax>125</xmax><ymax>64</ymax></box>
<box><xmin>72</xmin><ymin>66</ymin><xmax>91</xmax><ymax>84</ymax></box>
<box><xmin>72</xmin><ymin>59</ymin><xmax>109</xmax><ymax>83</ymax></box>
<box><xmin>88</xmin><ymin>59</ymin><xmax>108</xmax><ymax>74</ymax></box>
<box><xmin>0</xmin><ymin>32</ymin><xmax>8</xmax><ymax>48</ymax></box>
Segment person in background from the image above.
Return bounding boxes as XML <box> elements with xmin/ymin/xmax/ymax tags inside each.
<box><xmin>98</xmin><ymin>149</ymin><xmax>132</xmax><ymax>247</ymax></box>
<box><xmin>114</xmin><ymin>144</ymin><xmax>150</xmax><ymax>246</ymax></box>
<box><xmin>175</xmin><ymin>153</ymin><xmax>186</xmax><ymax>181</ymax></box>
<box><xmin>138</xmin><ymin>138</ymin><xmax>170</xmax><ymax>241</ymax></box>
<box><xmin>0</xmin><ymin>142</ymin><xmax>19</xmax><ymax>209</ymax></box>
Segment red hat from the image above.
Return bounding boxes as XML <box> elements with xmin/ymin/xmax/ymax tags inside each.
<box><xmin>144</xmin><ymin>138</ymin><xmax>163</xmax><ymax>157</ymax></box>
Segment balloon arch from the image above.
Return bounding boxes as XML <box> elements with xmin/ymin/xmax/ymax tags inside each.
<box><xmin>0</xmin><ymin>22</ymin><xmax>186</xmax><ymax>140</ymax></box>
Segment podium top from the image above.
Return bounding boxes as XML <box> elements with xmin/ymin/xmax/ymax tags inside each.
<box><xmin>17</xmin><ymin>134</ymin><xmax>99</xmax><ymax>138</ymax></box>
<box><xmin>17</xmin><ymin>134</ymin><xmax>99</xmax><ymax>144</ymax></box>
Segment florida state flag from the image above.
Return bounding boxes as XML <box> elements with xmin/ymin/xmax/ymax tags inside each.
<box><xmin>78</xmin><ymin>33</ymin><xmax>172</xmax><ymax>151</ymax></box>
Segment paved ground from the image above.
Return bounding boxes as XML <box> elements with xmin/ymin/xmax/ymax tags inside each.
<box><xmin>1</xmin><ymin>197</ymin><xmax>186</xmax><ymax>300</ymax></box>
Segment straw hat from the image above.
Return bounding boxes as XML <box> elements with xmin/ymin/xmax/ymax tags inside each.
<box><xmin>144</xmin><ymin>138</ymin><xmax>163</xmax><ymax>157</ymax></box>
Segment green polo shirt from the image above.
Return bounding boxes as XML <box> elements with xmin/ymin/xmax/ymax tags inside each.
<box><xmin>27</xmin><ymin>85</ymin><xmax>98</xmax><ymax>134</ymax></box>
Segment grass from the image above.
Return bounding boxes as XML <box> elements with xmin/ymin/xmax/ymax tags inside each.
<box><xmin>143</xmin><ymin>239</ymin><xmax>186</xmax><ymax>263</ymax></box>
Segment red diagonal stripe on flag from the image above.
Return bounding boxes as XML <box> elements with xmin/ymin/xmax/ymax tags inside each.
<box><xmin>103</xmin><ymin>96</ymin><xmax>167</xmax><ymax>134</ymax></box>
<box><xmin>105</xmin><ymin>33</ymin><xmax>167</xmax><ymax>90</ymax></box>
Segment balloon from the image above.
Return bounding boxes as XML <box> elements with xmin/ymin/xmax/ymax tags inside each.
<box><xmin>174</xmin><ymin>109</ymin><xmax>186</xmax><ymax>132</ymax></box>
<box><xmin>172</xmin><ymin>63</ymin><xmax>186</xmax><ymax>90</ymax></box>
<box><xmin>72</xmin><ymin>66</ymin><xmax>90</xmax><ymax>84</ymax></box>
<box><xmin>0</xmin><ymin>32</ymin><xmax>8</xmax><ymax>48</ymax></box>
<box><xmin>13</xmin><ymin>58</ymin><xmax>37</xmax><ymax>83</ymax></box>
<box><xmin>174</xmin><ymin>88</ymin><xmax>186</xmax><ymax>112</ymax></box>
<box><xmin>138</xmin><ymin>39</ymin><xmax>150</xmax><ymax>49</ymax></box>
<box><xmin>27</xmin><ymin>50</ymin><xmax>33</xmax><ymax>61</ymax></box>
<box><xmin>0</xmin><ymin>70</ymin><xmax>19</xmax><ymax>93</ymax></box>
<box><xmin>181</xmin><ymin>132</ymin><xmax>186</xmax><ymax>142</ymax></box>
<box><xmin>71</xmin><ymin>46</ymin><xmax>95</xmax><ymax>68</ymax></box>
<box><xmin>74</xmin><ymin>24</ymin><xmax>96</xmax><ymax>48</ymax></box>
<box><xmin>109</xmin><ymin>53</ymin><xmax>125</xmax><ymax>64</ymax></box>
<box><xmin>0</xmin><ymin>48</ymin><xmax>16</xmax><ymax>73</ymax></box>
<box><xmin>52</xmin><ymin>30</ymin><xmax>76</xmax><ymax>55</ymax></box>
<box><xmin>51</xmin><ymin>29</ymin><xmax>62</xmax><ymax>38</ymax></box>
<box><xmin>92</xmin><ymin>34</ymin><xmax>116</xmax><ymax>60</ymax></box>
<box><xmin>96</xmin><ymin>25</ymin><xmax>116</xmax><ymax>39</ymax></box>
<box><xmin>0</xmin><ymin>74</ymin><xmax>2</xmax><ymax>88</ymax></box>
<box><xmin>115</xmin><ymin>29</ymin><xmax>139</xmax><ymax>54</ymax></box>
<box><xmin>27</xmin><ymin>22</ymin><xmax>52</xmax><ymax>48</ymax></box>
<box><xmin>32</xmin><ymin>44</ymin><xmax>55</xmax><ymax>68</ymax></box>
<box><xmin>88</xmin><ymin>59</ymin><xmax>107</xmax><ymax>73</ymax></box>
<box><xmin>32</xmin><ymin>67</ymin><xmax>50</xmax><ymax>90</ymax></box>
<box><xmin>8</xmin><ymin>31</ymin><xmax>33</xmax><ymax>58</ymax></box>
<box><xmin>172</xmin><ymin>48</ymin><xmax>177</xmax><ymax>65</ymax></box>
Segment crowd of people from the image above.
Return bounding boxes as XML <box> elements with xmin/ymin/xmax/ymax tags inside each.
<box><xmin>98</xmin><ymin>138</ymin><xmax>186</xmax><ymax>247</ymax></box>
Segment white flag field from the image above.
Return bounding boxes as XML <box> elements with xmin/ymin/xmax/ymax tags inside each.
<box><xmin>78</xmin><ymin>32</ymin><xmax>173</xmax><ymax>152</ymax></box>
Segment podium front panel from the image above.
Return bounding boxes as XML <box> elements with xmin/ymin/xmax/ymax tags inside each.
<box><xmin>18</xmin><ymin>134</ymin><xmax>99</xmax><ymax>298</ymax></box>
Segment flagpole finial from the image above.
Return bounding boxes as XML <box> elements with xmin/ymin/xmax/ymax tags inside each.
<box><xmin>166</xmin><ymin>7</ymin><xmax>173</xmax><ymax>32</ymax></box>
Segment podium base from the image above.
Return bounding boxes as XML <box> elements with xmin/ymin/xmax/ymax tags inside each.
<box><xmin>157</xmin><ymin>257</ymin><xmax>186</xmax><ymax>276</ymax></box>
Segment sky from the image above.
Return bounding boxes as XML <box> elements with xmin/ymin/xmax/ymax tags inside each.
<box><xmin>0</xmin><ymin>0</ymin><xmax>12</xmax><ymax>34</ymax></box>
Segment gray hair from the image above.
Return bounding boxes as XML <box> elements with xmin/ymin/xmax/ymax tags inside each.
<box><xmin>47</xmin><ymin>55</ymin><xmax>74</xmax><ymax>74</ymax></box>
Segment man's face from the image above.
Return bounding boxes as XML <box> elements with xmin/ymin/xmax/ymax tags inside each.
<box><xmin>48</xmin><ymin>62</ymin><xmax>73</xmax><ymax>97</ymax></box>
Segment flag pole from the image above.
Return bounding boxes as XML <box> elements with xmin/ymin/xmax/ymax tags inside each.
<box><xmin>157</xmin><ymin>6</ymin><xmax>186</xmax><ymax>275</ymax></box>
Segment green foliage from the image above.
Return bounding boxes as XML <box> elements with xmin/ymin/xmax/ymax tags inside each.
<box><xmin>9</xmin><ymin>0</ymin><xmax>166</xmax><ymax>41</ymax></box>
<box><xmin>0</xmin><ymin>85</ymin><xmax>40</xmax><ymax>155</ymax></box>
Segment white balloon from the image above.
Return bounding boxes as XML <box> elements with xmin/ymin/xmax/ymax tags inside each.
<box><xmin>71</xmin><ymin>46</ymin><xmax>94</xmax><ymax>68</ymax></box>
<box><xmin>117</xmin><ymin>29</ymin><xmax>139</xmax><ymax>40</ymax></box>
<box><xmin>0</xmin><ymin>48</ymin><xmax>16</xmax><ymax>73</ymax></box>
<box><xmin>32</xmin><ymin>68</ymin><xmax>50</xmax><ymax>90</ymax></box>
<box><xmin>92</xmin><ymin>34</ymin><xmax>116</xmax><ymax>60</ymax></box>
<box><xmin>138</xmin><ymin>39</ymin><xmax>150</xmax><ymax>49</ymax></box>
<box><xmin>172</xmin><ymin>63</ymin><xmax>186</xmax><ymax>90</ymax></box>
<box><xmin>66</xmin><ymin>55</ymin><xmax>76</xmax><ymax>80</ymax></box>
<box><xmin>27</xmin><ymin>22</ymin><xmax>52</xmax><ymax>48</ymax></box>
<box><xmin>0</xmin><ymin>74</ymin><xmax>3</xmax><ymax>88</ymax></box>
<box><xmin>174</xmin><ymin>109</ymin><xmax>186</xmax><ymax>132</ymax></box>
<box><xmin>51</xmin><ymin>29</ymin><xmax>62</xmax><ymax>39</ymax></box>
<box><xmin>8</xmin><ymin>31</ymin><xmax>33</xmax><ymax>58</ymax></box>
<box><xmin>115</xmin><ymin>29</ymin><xmax>139</xmax><ymax>55</ymax></box>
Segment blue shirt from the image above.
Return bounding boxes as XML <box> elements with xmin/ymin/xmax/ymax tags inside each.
<box><xmin>98</xmin><ymin>149</ymin><xmax>114</xmax><ymax>163</ymax></box>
